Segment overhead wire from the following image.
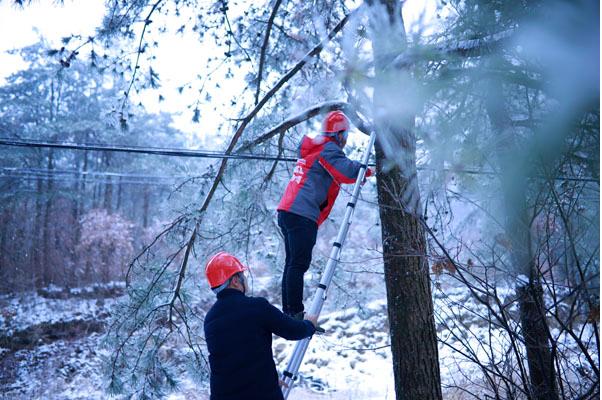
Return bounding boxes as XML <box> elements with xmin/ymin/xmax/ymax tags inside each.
<box><xmin>0</xmin><ymin>137</ymin><xmax>298</xmax><ymax>162</ymax></box>
<box><xmin>0</xmin><ymin>171</ymin><xmax>176</xmax><ymax>186</ymax></box>
<box><xmin>0</xmin><ymin>137</ymin><xmax>598</xmax><ymax>184</ymax></box>
<box><xmin>1</xmin><ymin>167</ymin><xmax>190</xmax><ymax>180</ymax></box>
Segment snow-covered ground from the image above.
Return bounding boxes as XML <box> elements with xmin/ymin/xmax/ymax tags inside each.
<box><xmin>0</xmin><ymin>281</ymin><xmax>597</xmax><ymax>399</ymax></box>
<box><xmin>0</xmin><ymin>284</ymin><xmax>122</xmax><ymax>399</ymax></box>
<box><xmin>1</xmin><ymin>332</ymin><xmax>107</xmax><ymax>399</ymax></box>
<box><xmin>0</xmin><ymin>283</ymin><xmax>121</xmax><ymax>335</ymax></box>
<box><xmin>275</xmin><ymin>300</ymin><xmax>395</xmax><ymax>400</ymax></box>
<box><xmin>0</xmin><ymin>286</ymin><xmax>395</xmax><ymax>400</ymax></box>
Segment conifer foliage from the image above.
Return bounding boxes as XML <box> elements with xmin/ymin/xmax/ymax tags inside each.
<box><xmin>1</xmin><ymin>1</ymin><xmax>598</xmax><ymax>399</ymax></box>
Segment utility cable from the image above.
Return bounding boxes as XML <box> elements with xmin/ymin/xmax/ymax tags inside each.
<box><xmin>0</xmin><ymin>137</ymin><xmax>298</xmax><ymax>162</ymax></box>
<box><xmin>0</xmin><ymin>137</ymin><xmax>597</xmax><ymax>184</ymax></box>
<box><xmin>0</xmin><ymin>172</ymin><xmax>176</xmax><ymax>186</ymax></box>
<box><xmin>1</xmin><ymin>167</ymin><xmax>189</xmax><ymax>180</ymax></box>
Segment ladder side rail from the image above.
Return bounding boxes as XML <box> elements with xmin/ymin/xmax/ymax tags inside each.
<box><xmin>282</xmin><ymin>242</ymin><xmax>343</xmax><ymax>397</ymax></box>
<box><xmin>281</xmin><ymin>338</ymin><xmax>310</xmax><ymax>398</ymax></box>
<box><xmin>281</xmin><ymin>242</ymin><xmax>345</xmax><ymax>397</ymax></box>
<box><xmin>310</xmin><ymin>131</ymin><xmax>376</xmax><ymax>315</ymax></box>
<box><xmin>281</xmin><ymin>245</ymin><xmax>345</xmax><ymax>396</ymax></box>
<box><xmin>281</xmin><ymin>132</ymin><xmax>376</xmax><ymax>398</ymax></box>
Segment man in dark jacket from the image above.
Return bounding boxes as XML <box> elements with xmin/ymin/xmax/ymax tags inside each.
<box><xmin>277</xmin><ymin>111</ymin><xmax>373</xmax><ymax>318</ymax></box>
<box><xmin>203</xmin><ymin>251</ymin><xmax>317</xmax><ymax>400</ymax></box>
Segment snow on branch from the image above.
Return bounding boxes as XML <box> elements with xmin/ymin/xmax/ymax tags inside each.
<box><xmin>161</xmin><ymin>10</ymin><xmax>357</xmax><ymax>336</ymax></box>
<box><xmin>105</xmin><ymin>13</ymin><xmax>358</xmax><ymax>392</ymax></box>
<box><xmin>236</xmin><ymin>100</ymin><xmax>372</xmax><ymax>153</ymax></box>
<box><xmin>392</xmin><ymin>29</ymin><xmax>514</xmax><ymax>69</ymax></box>
<box><xmin>255</xmin><ymin>0</ymin><xmax>284</xmax><ymax>105</ymax></box>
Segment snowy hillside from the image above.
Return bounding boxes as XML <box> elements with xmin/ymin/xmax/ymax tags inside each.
<box><xmin>0</xmin><ymin>285</ymin><xmax>120</xmax><ymax>399</ymax></box>
<box><xmin>2</xmin><ymin>279</ymin><xmax>595</xmax><ymax>399</ymax></box>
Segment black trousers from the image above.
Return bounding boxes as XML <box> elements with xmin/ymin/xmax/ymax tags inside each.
<box><xmin>277</xmin><ymin>210</ymin><xmax>318</xmax><ymax>316</ymax></box>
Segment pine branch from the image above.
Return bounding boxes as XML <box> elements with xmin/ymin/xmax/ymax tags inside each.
<box><xmin>220</xmin><ymin>0</ymin><xmax>254</xmax><ymax>67</ymax></box>
<box><xmin>255</xmin><ymin>0</ymin><xmax>283</xmax><ymax>105</ymax></box>
<box><xmin>237</xmin><ymin>100</ymin><xmax>347</xmax><ymax>152</ymax></box>
<box><xmin>263</xmin><ymin>128</ymin><xmax>286</xmax><ymax>184</ymax></box>
<box><xmin>108</xmin><ymin>10</ymin><xmax>357</xmax><ymax>395</ymax></box>
<box><xmin>162</xmin><ymin>8</ymin><xmax>356</xmax><ymax>338</ymax></box>
<box><xmin>190</xmin><ymin>10</ymin><xmax>355</xmax><ymax>221</ymax></box>
<box><xmin>120</xmin><ymin>0</ymin><xmax>164</xmax><ymax>121</ymax></box>
<box><xmin>392</xmin><ymin>29</ymin><xmax>514</xmax><ymax>69</ymax></box>
<box><xmin>236</xmin><ymin>100</ymin><xmax>372</xmax><ymax>153</ymax></box>
<box><xmin>168</xmin><ymin>223</ymin><xmax>197</xmax><ymax>329</ymax></box>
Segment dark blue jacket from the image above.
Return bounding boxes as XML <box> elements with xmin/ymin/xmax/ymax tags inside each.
<box><xmin>204</xmin><ymin>289</ymin><xmax>315</xmax><ymax>400</ymax></box>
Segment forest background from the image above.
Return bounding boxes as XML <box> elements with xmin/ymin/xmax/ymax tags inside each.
<box><xmin>0</xmin><ymin>0</ymin><xmax>599</xmax><ymax>399</ymax></box>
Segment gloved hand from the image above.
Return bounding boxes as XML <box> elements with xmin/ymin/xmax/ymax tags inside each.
<box><xmin>305</xmin><ymin>314</ymin><xmax>326</xmax><ymax>334</ymax></box>
<box><xmin>305</xmin><ymin>314</ymin><xmax>318</xmax><ymax>326</ymax></box>
<box><xmin>362</xmin><ymin>167</ymin><xmax>374</xmax><ymax>184</ymax></box>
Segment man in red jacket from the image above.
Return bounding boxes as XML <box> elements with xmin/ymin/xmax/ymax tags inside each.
<box><xmin>277</xmin><ymin>110</ymin><xmax>373</xmax><ymax>318</ymax></box>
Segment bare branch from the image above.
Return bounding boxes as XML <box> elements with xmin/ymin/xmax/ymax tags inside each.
<box><xmin>263</xmin><ymin>128</ymin><xmax>286</xmax><ymax>184</ymax></box>
<box><xmin>120</xmin><ymin>0</ymin><xmax>163</xmax><ymax>118</ymax></box>
<box><xmin>255</xmin><ymin>0</ymin><xmax>283</xmax><ymax>105</ymax></box>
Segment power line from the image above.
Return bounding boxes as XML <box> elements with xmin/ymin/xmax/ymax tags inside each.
<box><xmin>1</xmin><ymin>167</ymin><xmax>190</xmax><ymax>180</ymax></box>
<box><xmin>0</xmin><ymin>137</ymin><xmax>597</xmax><ymax>184</ymax></box>
<box><xmin>0</xmin><ymin>137</ymin><xmax>298</xmax><ymax>162</ymax></box>
<box><xmin>0</xmin><ymin>167</ymin><xmax>189</xmax><ymax>186</ymax></box>
<box><xmin>0</xmin><ymin>173</ymin><xmax>176</xmax><ymax>186</ymax></box>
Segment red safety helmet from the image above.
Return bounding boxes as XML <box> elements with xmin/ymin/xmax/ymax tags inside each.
<box><xmin>205</xmin><ymin>251</ymin><xmax>248</xmax><ymax>289</ymax></box>
<box><xmin>322</xmin><ymin>111</ymin><xmax>350</xmax><ymax>133</ymax></box>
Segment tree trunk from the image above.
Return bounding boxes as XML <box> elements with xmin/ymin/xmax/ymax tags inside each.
<box><xmin>0</xmin><ymin>202</ymin><xmax>11</xmax><ymax>260</ymax></box>
<box><xmin>369</xmin><ymin>1</ymin><xmax>442</xmax><ymax>399</ymax></box>
<box><xmin>104</xmin><ymin>153</ymin><xmax>113</xmax><ymax>212</ymax></box>
<box><xmin>42</xmin><ymin>150</ymin><xmax>54</xmax><ymax>286</ymax></box>
<box><xmin>77</xmin><ymin>144</ymin><xmax>89</xmax><ymax>240</ymax></box>
<box><xmin>0</xmin><ymin>206</ymin><xmax>7</xmax><ymax>288</ymax></box>
<box><xmin>142</xmin><ymin>184</ymin><xmax>150</xmax><ymax>229</ymax></box>
<box><xmin>116</xmin><ymin>176</ymin><xmax>123</xmax><ymax>211</ymax></box>
<box><xmin>71</xmin><ymin>150</ymin><xmax>81</xmax><ymax>269</ymax></box>
<box><xmin>20</xmin><ymin>199</ymin><xmax>31</xmax><ymax>290</ymax></box>
<box><xmin>376</xmin><ymin>143</ymin><xmax>443</xmax><ymax>400</ymax></box>
<box><xmin>485</xmin><ymin>77</ymin><xmax>559</xmax><ymax>400</ymax></box>
<box><xmin>104</xmin><ymin>176</ymin><xmax>113</xmax><ymax>212</ymax></box>
<box><xmin>92</xmin><ymin>182</ymin><xmax>97</xmax><ymax>208</ymax></box>
<box><xmin>32</xmin><ymin>175</ymin><xmax>43</xmax><ymax>288</ymax></box>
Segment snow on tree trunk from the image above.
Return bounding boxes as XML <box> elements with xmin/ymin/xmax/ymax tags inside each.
<box><xmin>368</xmin><ymin>1</ymin><xmax>442</xmax><ymax>398</ymax></box>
